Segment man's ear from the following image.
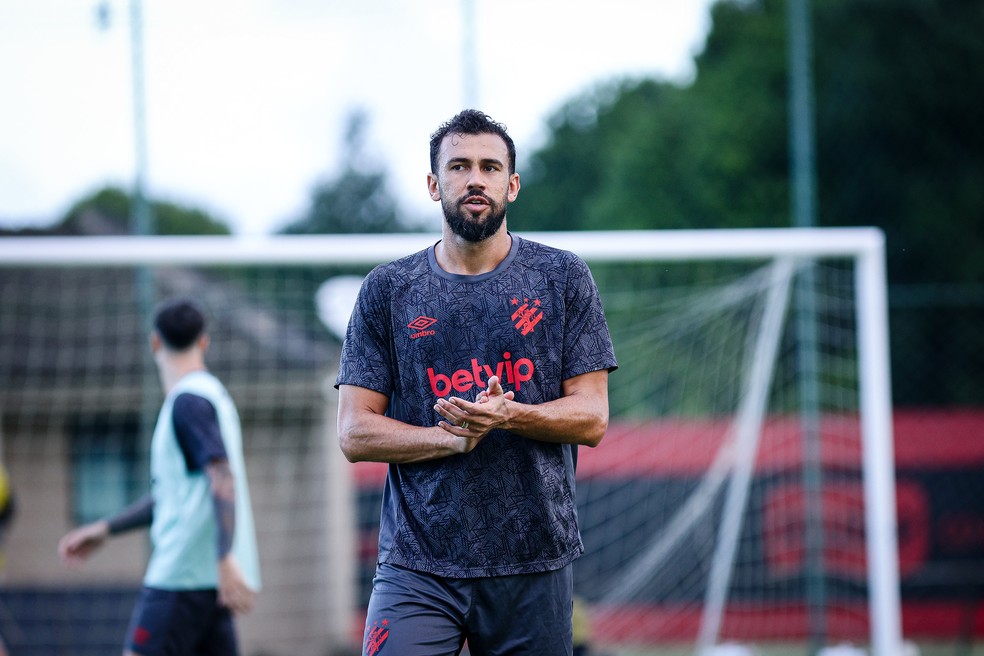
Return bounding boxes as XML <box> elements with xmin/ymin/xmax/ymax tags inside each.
<box><xmin>427</xmin><ymin>172</ymin><xmax>441</xmax><ymax>201</ymax></box>
<box><xmin>149</xmin><ymin>331</ymin><xmax>162</xmax><ymax>353</ymax></box>
<box><xmin>507</xmin><ymin>172</ymin><xmax>521</xmax><ymax>202</ymax></box>
<box><xmin>198</xmin><ymin>334</ymin><xmax>210</xmax><ymax>353</ymax></box>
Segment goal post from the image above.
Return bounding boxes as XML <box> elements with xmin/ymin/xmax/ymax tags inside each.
<box><xmin>0</xmin><ymin>227</ymin><xmax>901</xmax><ymax>655</ymax></box>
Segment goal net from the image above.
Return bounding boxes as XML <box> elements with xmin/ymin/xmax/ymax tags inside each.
<box><xmin>569</xmin><ymin>230</ymin><xmax>900</xmax><ymax>656</ymax></box>
<box><xmin>0</xmin><ymin>228</ymin><xmax>901</xmax><ymax>656</ymax></box>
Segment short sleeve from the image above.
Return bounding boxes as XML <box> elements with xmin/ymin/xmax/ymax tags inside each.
<box><xmin>172</xmin><ymin>393</ymin><xmax>228</xmax><ymax>471</ymax></box>
<box><xmin>561</xmin><ymin>255</ymin><xmax>618</xmax><ymax>380</ymax></box>
<box><xmin>335</xmin><ymin>266</ymin><xmax>397</xmax><ymax>395</ymax></box>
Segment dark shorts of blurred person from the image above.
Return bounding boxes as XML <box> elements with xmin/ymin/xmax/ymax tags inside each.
<box><xmin>126</xmin><ymin>586</ymin><xmax>238</xmax><ymax>656</ymax></box>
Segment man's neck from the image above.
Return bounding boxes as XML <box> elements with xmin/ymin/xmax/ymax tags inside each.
<box><xmin>159</xmin><ymin>354</ymin><xmax>206</xmax><ymax>394</ymax></box>
<box><xmin>436</xmin><ymin>227</ymin><xmax>511</xmax><ymax>276</ymax></box>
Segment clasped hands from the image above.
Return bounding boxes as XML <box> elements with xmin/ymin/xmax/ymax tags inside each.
<box><xmin>434</xmin><ymin>375</ymin><xmax>515</xmax><ymax>438</ymax></box>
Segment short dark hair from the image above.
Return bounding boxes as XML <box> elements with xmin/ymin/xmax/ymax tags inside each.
<box><xmin>429</xmin><ymin>109</ymin><xmax>516</xmax><ymax>175</ymax></box>
<box><xmin>153</xmin><ymin>298</ymin><xmax>206</xmax><ymax>351</ymax></box>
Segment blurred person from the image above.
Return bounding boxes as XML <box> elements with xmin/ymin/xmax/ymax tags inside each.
<box><xmin>0</xmin><ymin>461</ymin><xmax>14</xmax><ymax>656</ymax></box>
<box><xmin>58</xmin><ymin>297</ymin><xmax>260</xmax><ymax>656</ymax></box>
<box><xmin>0</xmin><ymin>461</ymin><xmax>14</xmax><ymax>572</ymax></box>
<box><xmin>336</xmin><ymin>109</ymin><xmax>617</xmax><ymax>655</ymax></box>
<box><xmin>572</xmin><ymin>596</ymin><xmax>593</xmax><ymax>656</ymax></box>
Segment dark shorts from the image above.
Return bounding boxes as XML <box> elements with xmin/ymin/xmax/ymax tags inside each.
<box><xmin>125</xmin><ymin>587</ymin><xmax>239</xmax><ymax>656</ymax></box>
<box><xmin>362</xmin><ymin>562</ymin><xmax>574</xmax><ymax>656</ymax></box>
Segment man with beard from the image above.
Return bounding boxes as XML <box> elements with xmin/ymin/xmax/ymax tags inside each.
<box><xmin>335</xmin><ymin>109</ymin><xmax>617</xmax><ymax>656</ymax></box>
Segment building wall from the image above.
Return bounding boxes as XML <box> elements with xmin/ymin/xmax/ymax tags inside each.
<box><xmin>1</xmin><ymin>382</ymin><xmax>359</xmax><ymax>655</ymax></box>
<box><xmin>3</xmin><ymin>424</ymin><xmax>147</xmax><ymax>584</ymax></box>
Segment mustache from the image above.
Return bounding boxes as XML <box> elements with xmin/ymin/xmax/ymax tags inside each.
<box><xmin>457</xmin><ymin>190</ymin><xmax>494</xmax><ymax>205</ymax></box>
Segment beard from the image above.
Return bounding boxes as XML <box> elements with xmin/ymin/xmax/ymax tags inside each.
<box><xmin>442</xmin><ymin>190</ymin><xmax>507</xmax><ymax>242</ymax></box>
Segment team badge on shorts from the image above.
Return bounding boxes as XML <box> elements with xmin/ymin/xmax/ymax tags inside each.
<box><xmin>364</xmin><ymin>618</ymin><xmax>390</xmax><ymax>655</ymax></box>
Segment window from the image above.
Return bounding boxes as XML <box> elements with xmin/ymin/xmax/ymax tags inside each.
<box><xmin>70</xmin><ymin>414</ymin><xmax>146</xmax><ymax>525</ymax></box>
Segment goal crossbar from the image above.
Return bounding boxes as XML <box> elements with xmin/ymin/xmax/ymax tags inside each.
<box><xmin>0</xmin><ymin>227</ymin><xmax>882</xmax><ymax>266</ymax></box>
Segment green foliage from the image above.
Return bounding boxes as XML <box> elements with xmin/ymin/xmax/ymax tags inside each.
<box><xmin>813</xmin><ymin>0</ymin><xmax>984</xmax><ymax>284</ymax></box>
<box><xmin>280</xmin><ymin>168</ymin><xmax>405</xmax><ymax>235</ymax></box>
<box><xmin>517</xmin><ymin>0</ymin><xmax>984</xmax><ymax>282</ymax></box>
<box><xmin>61</xmin><ymin>186</ymin><xmax>232</xmax><ymax>235</ymax></box>
<box><xmin>517</xmin><ymin>0</ymin><xmax>984</xmax><ymax>407</ymax></box>
<box><xmin>514</xmin><ymin>84</ymin><xmax>623</xmax><ymax>231</ymax></box>
<box><xmin>516</xmin><ymin>1</ymin><xmax>791</xmax><ymax>232</ymax></box>
<box><xmin>281</xmin><ymin>107</ymin><xmax>411</xmax><ymax>235</ymax></box>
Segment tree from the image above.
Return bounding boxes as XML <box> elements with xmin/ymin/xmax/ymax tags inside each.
<box><xmin>60</xmin><ymin>186</ymin><xmax>232</xmax><ymax>236</ymax></box>
<box><xmin>281</xmin><ymin>109</ymin><xmax>407</xmax><ymax>235</ymax></box>
<box><xmin>518</xmin><ymin>0</ymin><xmax>984</xmax><ymax>280</ymax></box>
<box><xmin>516</xmin><ymin>1</ymin><xmax>794</xmax><ymax>232</ymax></box>
<box><xmin>516</xmin><ymin>0</ymin><xmax>984</xmax><ymax>405</ymax></box>
<box><xmin>813</xmin><ymin>0</ymin><xmax>984</xmax><ymax>284</ymax></box>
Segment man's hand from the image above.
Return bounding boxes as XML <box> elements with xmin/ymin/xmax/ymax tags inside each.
<box><xmin>434</xmin><ymin>375</ymin><xmax>515</xmax><ymax>443</ymax></box>
<box><xmin>218</xmin><ymin>554</ymin><xmax>256</xmax><ymax>615</ymax></box>
<box><xmin>57</xmin><ymin>520</ymin><xmax>110</xmax><ymax>568</ymax></box>
<box><xmin>438</xmin><ymin>370</ymin><xmax>610</xmax><ymax>448</ymax></box>
<box><xmin>474</xmin><ymin>375</ymin><xmax>516</xmax><ymax>404</ymax></box>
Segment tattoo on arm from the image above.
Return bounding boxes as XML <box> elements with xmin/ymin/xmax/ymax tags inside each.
<box><xmin>205</xmin><ymin>460</ymin><xmax>236</xmax><ymax>559</ymax></box>
<box><xmin>107</xmin><ymin>493</ymin><xmax>154</xmax><ymax>535</ymax></box>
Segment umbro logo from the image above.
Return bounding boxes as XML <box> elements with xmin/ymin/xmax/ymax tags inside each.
<box><xmin>408</xmin><ymin>316</ymin><xmax>437</xmax><ymax>330</ymax></box>
<box><xmin>408</xmin><ymin>316</ymin><xmax>437</xmax><ymax>339</ymax></box>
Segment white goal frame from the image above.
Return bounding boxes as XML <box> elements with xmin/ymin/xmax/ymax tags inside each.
<box><xmin>0</xmin><ymin>227</ymin><xmax>902</xmax><ymax>655</ymax></box>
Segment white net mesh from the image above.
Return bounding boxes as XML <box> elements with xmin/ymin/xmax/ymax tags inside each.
<box><xmin>576</xmin><ymin>257</ymin><xmax>874</xmax><ymax>652</ymax></box>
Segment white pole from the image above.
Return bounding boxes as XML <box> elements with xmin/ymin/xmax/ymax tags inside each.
<box><xmin>856</xmin><ymin>235</ymin><xmax>904</xmax><ymax>656</ymax></box>
<box><xmin>696</xmin><ymin>258</ymin><xmax>795</xmax><ymax>653</ymax></box>
<box><xmin>461</xmin><ymin>0</ymin><xmax>478</xmax><ymax>108</ymax></box>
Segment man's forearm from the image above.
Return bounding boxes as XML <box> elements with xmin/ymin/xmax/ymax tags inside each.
<box><xmin>206</xmin><ymin>460</ymin><xmax>236</xmax><ymax>559</ymax></box>
<box><xmin>106</xmin><ymin>493</ymin><xmax>154</xmax><ymax>535</ymax></box>
<box><xmin>337</xmin><ymin>384</ymin><xmax>481</xmax><ymax>463</ymax></box>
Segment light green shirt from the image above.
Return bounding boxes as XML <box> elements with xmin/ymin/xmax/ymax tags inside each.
<box><xmin>144</xmin><ymin>371</ymin><xmax>261</xmax><ymax>591</ymax></box>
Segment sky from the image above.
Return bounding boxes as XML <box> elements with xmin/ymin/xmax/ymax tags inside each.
<box><xmin>0</xmin><ymin>0</ymin><xmax>714</xmax><ymax>236</ymax></box>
